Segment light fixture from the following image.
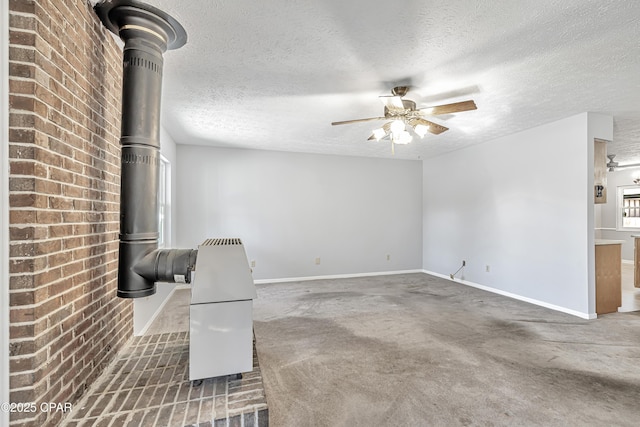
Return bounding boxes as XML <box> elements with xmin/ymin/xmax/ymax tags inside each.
<box><xmin>413</xmin><ymin>124</ymin><xmax>429</xmax><ymax>138</ymax></box>
<box><xmin>371</xmin><ymin>119</ymin><xmax>432</xmax><ymax>153</ymax></box>
<box><xmin>395</xmin><ymin>130</ymin><xmax>412</xmax><ymax>145</ymax></box>
<box><xmin>372</xmin><ymin>127</ymin><xmax>386</xmax><ymax>141</ymax></box>
<box><xmin>390</xmin><ymin>120</ymin><xmax>405</xmax><ymax>136</ymax></box>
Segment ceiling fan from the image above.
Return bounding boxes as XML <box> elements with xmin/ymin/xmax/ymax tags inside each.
<box><xmin>331</xmin><ymin>86</ymin><xmax>477</xmax><ymax>153</ymax></box>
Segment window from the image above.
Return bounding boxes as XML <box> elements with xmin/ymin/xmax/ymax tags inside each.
<box><xmin>617</xmin><ymin>185</ymin><xmax>640</xmax><ymax>230</ymax></box>
<box><xmin>158</xmin><ymin>155</ymin><xmax>171</xmax><ymax>247</ymax></box>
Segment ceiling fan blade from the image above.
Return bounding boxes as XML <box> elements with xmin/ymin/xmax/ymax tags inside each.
<box><xmin>331</xmin><ymin>117</ymin><xmax>386</xmax><ymax>126</ymax></box>
<box><xmin>379</xmin><ymin>95</ymin><xmax>405</xmax><ymax>113</ymax></box>
<box><xmin>409</xmin><ymin>118</ymin><xmax>449</xmax><ymax>135</ymax></box>
<box><xmin>420</xmin><ymin>100</ymin><xmax>477</xmax><ymax>115</ymax></box>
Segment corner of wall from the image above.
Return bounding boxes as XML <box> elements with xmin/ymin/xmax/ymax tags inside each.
<box><xmin>133</xmin><ymin>283</ymin><xmax>177</xmax><ymax>335</ymax></box>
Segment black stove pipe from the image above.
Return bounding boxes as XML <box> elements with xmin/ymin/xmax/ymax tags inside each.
<box><xmin>95</xmin><ymin>0</ymin><xmax>196</xmax><ymax>298</ymax></box>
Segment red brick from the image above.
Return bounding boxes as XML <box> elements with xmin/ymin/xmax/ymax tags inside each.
<box><xmin>9</xmin><ymin>274</ymin><xmax>34</xmax><ymax>291</ymax></box>
<box><xmin>48</xmin><ymin>138</ymin><xmax>74</xmax><ymax>158</ymax></box>
<box><xmin>49</xmin><ymin>166</ymin><xmax>73</xmax><ymax>183</ymax></box>
<box><xmin>10</xmin><ymin>257</ymin><xmax>35</xmax><ymax>274</ymax></box>
<box><xmin>9</xmin><ymin>112</ymin><xmax>36</xmax><ymax>128</ymax></box>
<box><xmin>8</xmin><ymin>62</ymin><xmax>36</xmax><ymax>79</ymax></box>
<box><xmin>35</xmin><ymin>209</ymin><xmax>62</xmax><ymax>223</ymax></box>
<box><xmin>9</xmin><ymin>29</ymin><xmax>36</xmax><ymax>47</ymax></box>
<box><xmin>10</xmin><ymin>323</ymin><xmax>34</xmax><ymax>340</ymax></box>
<box><xmin>9</xmin><ymin>0</ymin><xmax>35</xmax><ymax>14</ymax></box>
<box><xmin>10</xmin><ymin>10</ymin><xmax>36</xmax><ymax>28</ymax></box>
<box><xmin>47</xmin><ymin>251</ymin><xmax>72</xmax><ymax>268</ymax></box>
<box><xmin>10</xmin><ymin>242</ymin><xmax>35</xmax><ymax>257</ymax></box>
<box><xmin>61</xmin><ymin>260</ymin><xmax>84</xmax><ymax>277</ymax></box>
<box><xmin>34</xmin><ymin>296</ymin><xmax>64</xmax><ymax>319</ymax></box>
<box><xmin>34</xmin><ymin>267</ymin><xmax>62</xmax><ymax>287</ymax></box>
<box><xmin>9</xmin><ymin>176</ymin><xmax>35</xmax><ymax>192</ymax></box>
<box><xmin>49</xmin><ymin>224</ymin><xmax>73</xmax><ymax>238</ymax></box>
<box><xmin>10</xmin><ymin>209</ymin><xmax>36</xmax><ymax>224</ymax></box>
<box><xmin>9</xmin><ymin>78</ymin><xmax>36</xmax><ymax>95</ymax></box>
<box><xmin>48</xmin><ymin>196</ymin><xmax>73</xmax><ymax>210</ymax></box>
<box><xmin>35</xmin><ymin>239</ymin><xmax>62</xmax><ymax>255</ymax></box>
<box><xmin>9</xmin><ymin>304</ymin><xmax>36</xmax><ymax>324</ymax></box>
<box><xmin>9</xmin><ymin>129</ymin><xmax>36</xmax><ymax>146</ymax></box>
<box><xmin>10</xmin><ymin>225</ymin><xmax>41</xmax><ymax>240</ymax></box>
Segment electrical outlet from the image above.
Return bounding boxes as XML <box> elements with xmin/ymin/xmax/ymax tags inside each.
<box><xmin>251</xmin><ymin>260</ymin><xmax>256</xmax><ymax>268</ymax></box>
<box><xmin>315</xmin><ymin>257</ymin><xmax>321</xmax><ymax>265</ymax></box>
<box><xmin>387</xmin><ymin>254</ymin><xmax>391</xmax><ymax>261</ymax></box>
<box><xmin>485</xmin><ymin>265</ymin><xmax>490</xmax><ymax>273</ymax></box>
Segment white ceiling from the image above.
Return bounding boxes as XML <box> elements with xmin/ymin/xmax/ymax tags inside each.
<box><xmin>141</xmin><ymin>0</ymin><xmax>640</xmax><ymax>162</ymax></box>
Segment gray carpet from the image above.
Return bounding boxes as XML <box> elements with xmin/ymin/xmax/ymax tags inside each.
<box><xmin>252</xmin><ymin>273</ymin><xmax>640</xmax><ymax>427</ymax></box>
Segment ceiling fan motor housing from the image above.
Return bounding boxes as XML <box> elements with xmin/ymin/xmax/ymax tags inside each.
<box><xmin>385</xmin><ymin>99</ymin><xmax>417</xmax><ymax>118</ymax></box>
<box><xmin>391</xmin><ymin>86</ymin><xmax>410</xmax><ymax>97</ymax></box>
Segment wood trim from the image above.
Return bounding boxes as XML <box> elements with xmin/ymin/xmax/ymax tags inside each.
<box><xmin>595</xmin><ymin>244</ymin><xmax>622</xmax><ymax>314</ymax></box>
<box><xmin>635</xmin><ymin>238</ymin><xmax>640</xmax><ymax>288</ymax></box>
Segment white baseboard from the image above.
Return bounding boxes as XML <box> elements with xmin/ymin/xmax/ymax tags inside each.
<box><xmin>422</xmin><ymin>269</ymin><xmax>597</xmax><ymax>320</ymax></box>
<box><xmin>254</xmin><ymin>269</ymin><xmax>424</xmax><ymax>285</ymax></box>
<box><xmin>253</xmin><ymin>269</ymin><xmax>597</xmax><ymax>320</ymax></box>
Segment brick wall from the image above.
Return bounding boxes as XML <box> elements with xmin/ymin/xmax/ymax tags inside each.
<box><xmin>8</xmin><ymin>0</ymin><xmax>131</xmax><ymax>425</ymax></box>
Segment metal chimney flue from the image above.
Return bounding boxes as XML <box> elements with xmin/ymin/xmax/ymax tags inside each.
<box><xmin>95</xmin><ymin>1</ymin><xmax>194</xmax><ymax>298</ymax></box>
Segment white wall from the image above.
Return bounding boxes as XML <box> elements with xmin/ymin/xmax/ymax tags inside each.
<box><xmin>596</xmin><ymin>165</ymin><xmax>640</xmax><ymax>260</ymax></box>
<box><xmin>176</xmin><ymin>146</ymin><xmax>423</xmax><ymax>280</ymax></box>
<box><xmin>133</xmin><ymin>127</ymin><xmax>179</xmax><ymax>335</ymax></box>
<box><xmin>423</xmin><ymin>113</ymin><xmax>611</xmax><ymax>318</ymax></box>
<box><xmin>1</xmin><ymin>0</ymin><xmax>10</xmax><ymax>422</ymax></box>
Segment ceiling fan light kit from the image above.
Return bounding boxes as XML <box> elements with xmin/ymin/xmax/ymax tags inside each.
<box><xmin>332</xmin><ymin>86</ymin><xmax>477</xmax><ymax>154</ymax></box>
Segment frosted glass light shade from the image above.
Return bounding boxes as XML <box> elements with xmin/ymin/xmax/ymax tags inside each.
<box><xmin>372</xmin><ymin>128</ymin><xmax>386</xmax><ymax>140</ymax></box>
<box><xmin>414</xmin><ymin>124</ymin><xmax>428</xmax><ymax>138</ymax></box>
<box><xmin>390</xmin><ymin>120</ymin><xmax>405</xmax><ymax>134</ymax></box>
<box><xmin>395</xmin><ymin>130</ymin><xmax>412</xmax><ymax>145</ymax></box>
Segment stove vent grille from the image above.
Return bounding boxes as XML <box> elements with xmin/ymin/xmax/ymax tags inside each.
<box><xmin>202</xmin><ymin>238</ymin><xmax>242</xmax><ymax>246</ymax></box>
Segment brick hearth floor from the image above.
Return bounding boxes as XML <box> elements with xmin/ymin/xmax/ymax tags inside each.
<box><xmin>61</xmin><ymin>332</ymin><xmax>268</xmax><ymax>426</ymax></box>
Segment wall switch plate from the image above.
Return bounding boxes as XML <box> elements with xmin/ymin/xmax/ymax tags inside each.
<box><xmin>486</xmin><ymin>265</ymin><xmax>490</xmax><ymax>272</ymax></box>
<box><xmin>251</xmin><ymin>260</ymin><xmax>256</xmax><ymax>268</ymax></box>
<box><xmin>315</xmin><ymin>257</ymin><xmax>321</xmax><ymax>265</ymax></box>
<box><xmin>387</xmin><ymin>254</ymin><xmax>391</xmax><ymax>261</ymax></box>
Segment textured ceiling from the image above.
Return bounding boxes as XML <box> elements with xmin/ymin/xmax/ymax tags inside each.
<box><xmin>139</xmin><ymin>0</ymin><xmax>640</xmax><ymax>162</ymax></box>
